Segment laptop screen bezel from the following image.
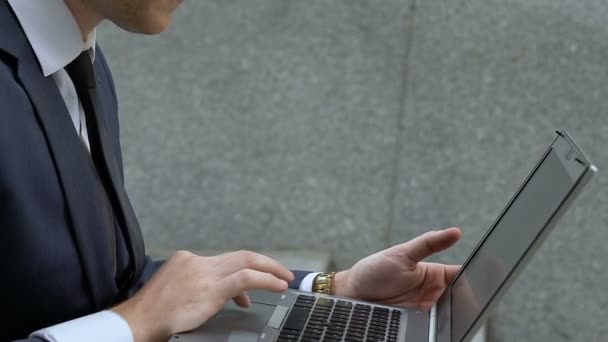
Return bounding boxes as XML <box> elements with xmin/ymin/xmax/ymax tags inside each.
<box><xmin>434</xmin><ymin>130</ymin><xmax>595</xmax><ymax>342</ymax></box>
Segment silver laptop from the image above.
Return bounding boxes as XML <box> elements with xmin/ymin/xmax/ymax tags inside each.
<box><xmin>171</xmin><ymin>130</ymin><xmax>597</xmax><ymax>342</ymax></box>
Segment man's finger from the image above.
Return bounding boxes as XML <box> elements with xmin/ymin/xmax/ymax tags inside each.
<box><xmin>214</xmin><ymin>250</ymin><xmax>294</xmax><ymax>282</ymax></box>
<box><xmin>400</xmin><ymin>227</ymin><xmax>462</xmax><ymax>263</ymax></box>
<box><xmin>444</xmin><ymin>264</ymin><xmax>461</xmax><ymax>285</ymax></box>
<box><xmin>220</xmin><ymin>269</ymin><xmax>289</xmax><ymax>298</ymax></box>
<box><xmin>233</xmin><ymin>292</ymin><xmax>251</xmax><ymax>308</ymax></box>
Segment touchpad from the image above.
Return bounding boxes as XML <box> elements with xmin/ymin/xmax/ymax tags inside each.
<box><xmin>170</xmin><ymin>302</ymin><xmax>276</xmax><ymax>342</ymax></box>
<box><xmin>227</xmin><ymin>331</ymin><xmax>259</xmax><ymax>342</ymax></box>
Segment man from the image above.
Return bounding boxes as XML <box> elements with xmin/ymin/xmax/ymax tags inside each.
<box><xmin>0</xmin><ymin>0</ymin><xmax>463</xmax><ymax>341</ymax></box>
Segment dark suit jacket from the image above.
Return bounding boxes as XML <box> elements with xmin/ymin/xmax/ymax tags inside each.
<box><xmin>0</xmin><ymin>2</ymin><xmax>309</xmax><ymax>341</ymax></box>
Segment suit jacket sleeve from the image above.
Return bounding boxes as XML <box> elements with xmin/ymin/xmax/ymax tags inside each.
<box><xmin>290</xmin><ymin>270</ymin><xmax>312</xmax><ymax>289</ymax></box>
<box><xmin>128</xmin><ymin>255</ymin><xmax>165</xmax><ymax>296</ymax></box>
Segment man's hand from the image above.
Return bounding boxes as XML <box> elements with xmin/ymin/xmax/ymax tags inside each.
<box><xmin>333</xmin><ymin>228</ymin><xmax>462</xmax><ymax>309</ymax></box>
<box><xmin>112</xmin><ymin>250</ymin><xmax>294</xmax><ymax>342</ymax></box>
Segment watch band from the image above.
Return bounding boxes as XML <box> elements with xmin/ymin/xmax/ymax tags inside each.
<box><xmin>312</xmin><ymin>272</ymin><xmax>336</xmax><ymax>295</ymax></box>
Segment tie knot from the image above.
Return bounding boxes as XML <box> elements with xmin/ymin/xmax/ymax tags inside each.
<box><xmin>65</xmin><ymin>50</ymin><xmax>96</xmax><ymax>91</ymax></box>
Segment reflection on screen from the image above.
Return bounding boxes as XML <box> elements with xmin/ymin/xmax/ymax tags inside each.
<box><xmin>450</xmin><ymin>149</ymin><xmax>577</xmax><ymax>341</ymax></box>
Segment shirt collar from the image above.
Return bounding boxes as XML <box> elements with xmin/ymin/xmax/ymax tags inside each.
<box><xmin>8</xmin><ymin>0</ymin><xmax>97</xmax><ymax>77</ymax></box>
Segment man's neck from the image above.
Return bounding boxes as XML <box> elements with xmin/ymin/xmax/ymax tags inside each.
<box><xmin>63</xmin><ymin>0</ymin><xmax>103</xmax><ymax>41</ymax></box>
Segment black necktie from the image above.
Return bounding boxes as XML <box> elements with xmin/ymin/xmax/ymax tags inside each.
<box><xmin>66</xmin><ymin>51</ymin><xmax>145</xmax><ymax>301</ymax></box>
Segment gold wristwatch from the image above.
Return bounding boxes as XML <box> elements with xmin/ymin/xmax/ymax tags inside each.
<box><xmin>312</xmin><ymin>272</ymin><xmax>336</xmax><ymax>295</ymax></box>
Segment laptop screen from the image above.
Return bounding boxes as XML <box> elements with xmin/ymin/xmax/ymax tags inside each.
<box><xmin>436</xmin><ymin>136</ymin><xmax>590</xmax><ymax>342</ymax></box>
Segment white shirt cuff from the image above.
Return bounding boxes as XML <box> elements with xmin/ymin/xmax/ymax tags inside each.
<box><xmin>30</xmin><ymin>310</ymin><xmax>134</xmax><ymax>342</ymax></box>
<box><xmin>299</xmin><ymin>272</ymin><xmax>321</xmax><ymax>292</ymax></box>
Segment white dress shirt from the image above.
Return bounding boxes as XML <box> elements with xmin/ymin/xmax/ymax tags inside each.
<box><xmin>8</xmin><ymin>1</ymin><xmax>319</xmax><ymax>340</ymax></box>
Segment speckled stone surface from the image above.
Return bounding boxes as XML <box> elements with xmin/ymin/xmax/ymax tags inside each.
<box><xmin>97</xmin><ymin>0</ymin><xmax>412</xmax><ymax>269</ymax></box>
<box><xmin>97</xmin><ymin>0</ymin><xmax>608</xmax><ymax>340</ymax></box>
<box><xmin>392</xmin><ymin>0</ymin><xmax>608</xmax><ymax>341</ymax></box>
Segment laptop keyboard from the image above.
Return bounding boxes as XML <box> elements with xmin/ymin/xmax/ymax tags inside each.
<box><xmin>278</xmin><ymin>295</ymin><xmax>401</xmax><ymax>342</ymax></box>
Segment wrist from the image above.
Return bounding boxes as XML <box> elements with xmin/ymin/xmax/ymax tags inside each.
<box><xmin>112</xmin><ymin>297</ymin><xmax>169</xmax><ymax>342</ymax></box>
<box><xmin>332</xmin><ymin>270</ymin><xmax>351</xmax><ymax>297</ymax></box>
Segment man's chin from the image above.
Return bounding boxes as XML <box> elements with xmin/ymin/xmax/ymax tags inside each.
<box><xmin>115</xmin><ymin>15</ymin><xmax>172</xmax><ymax>35</ymax></box>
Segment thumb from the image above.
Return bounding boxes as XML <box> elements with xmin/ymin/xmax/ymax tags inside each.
<box><xmin>400</xmin><ymin>227</ymin><xmax>462</xmax><ymax>263</ymax></box>
<box><xmin>233</xmin><ymin>292</ymin><xmax>251</xmax><ymax>308</ymax></box>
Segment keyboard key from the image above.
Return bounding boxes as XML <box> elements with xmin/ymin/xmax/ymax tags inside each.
<box><xmin>298</xmin><ymin>295</ymin><xmax>316</xmax><ymax>300</ymax></box>
<box><xmin>374</xmin><ymin>322</ymin><xmax>388</xmax><ymax>327</ymax></box>
<box><xmin>333</xmin><ymin>309</ymin><xmax>352</xmax><ymax>316</ymax></box>
<box><xmin>351</xmin><ymin>311</ymin><xmax>369</xmax><ymax>319</ymax></box>
<box><xmin>279</xmin><ymin>332</ymin><xmax>301</xmax><ymax>340</ymax></box>
<box><xmin>301</xmin><ymin>334</ymin><xmax>321</xmax><ymax>341</ymax></box>
<box><xmin>316</xmin><ymin>298</ymin><xmax>335</xmax><ymax>307</ymax></box>
<box><xmin>302</xmin><ymin>331</ymin><xmax>322</xmax><ymax>338</ymax></box>
<box><xmin>368</xmin><ymin>328</ymin><xmax>387</xmax><ymax>335</ymax></box>
<box><xmin>277</xmin><ymin>337</ymin><xmax>299</xmax><ymax>342</ymax></box>
<box><xmin>327</xmin><ymin>325</ymin><xmax>345</xmax><ymax>331</ymax></box>
<box><xmin>349</xmin><ymin>323</ymin><xmax>368</xmax><ymax>331</ymax></box>
<box><xmin>345</xmin><ymin>334</ymin><xmax>364</xmax><ymax>342</ymax></box>
<box><xmin>310</xmin><ymin>313</ymin><xmax>328</xmax><ymax>320</ymax></box>
<box><xmin>346</xmin><ymin>326</ymin><xmax>366</xmax><ymax>334</ymax></box>
<box><xmin>299</xmin><ymin>337</ymin><xmax>319</xmax><ymax>342</ymax></box>
<box><xmin>329</xmin><ymin>322</ymin><xmax>347</xmax><ymax>329</ymax></box>
<box><xmin>348</xmin><ymin>321</ymin><xmax>368</xmax><ymax>328</ymax></box>
<box><xmin>370</xmin><ymin>324</ymin><xmax>388</xmax><ymax>331</ymax></box>
<box><xmin>311</xmin><ymin>312</ymin><xmax>330</xmax><ymax>320</ymax></box>
<box><xmin>325</xmin><ymin>332</ymin><xmax>344</xmax><ymax>339</ymax></box>
<box><xmin>332</xmin><ymin>309</ymin><xmax>351</xmax><ymax>315</ymax></box>
<box><xmin>346</xmin><ymin>334</ymin><xmax>365</xmax><ymax>340</ymax></box>
<box><xmin>370</xmin><ymin>319</ymin><xmax>388</xmax><ymax>326</ymax></box>
<box><xmin>331</xmin><ymin>314</ymin><xmax>350</xmax><ymax>321</ymax></box>
<box><xmin>354</xmin><ymin>304</ymin><xmax>371</xmax><ymax>310</ymax></box>
<box><xmin>367</xmin><ymin>337</ymin><xmax>385</xmax><ymax>342</ymax></box>
<box><xmin>308</xmin><ymin>323</ymin><xmax>326</xmax><ymax>330</ymax></box>
<box><xmin>336</xmin><ymin>300</ymin><xmax>353</xmax><ymax>307</ymax></box>
<box><xmin>281</xmin><ymin>328</ymin><xmax>301</xmax><ymax>334</ymax></box>
<box><xmin>282</xmin><ymin>307</ymin><xmax>310</xmax><ymax>331</ymax></box>
<box><xmin>313</xmin><ymin>308</ymin><xmax>329</xmax><ymax>314</ymax></box>
<box><xmin>304</xmin><ymin>327</ymin><xmax>324</xmax><ymax>335</ymax></box>
<box><xmin>293</xmin><ymin>301</ymin><xmax>315</xmax><ymax>308</ymax></box>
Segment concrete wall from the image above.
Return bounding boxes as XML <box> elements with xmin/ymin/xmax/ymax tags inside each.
<box><xmin>98</xmin><ymin>0</ymin><xmax>608</xmax><ymax>340</ymax></box>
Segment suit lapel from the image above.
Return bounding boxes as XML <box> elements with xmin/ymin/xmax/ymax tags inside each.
<box><xmin>16</xmin><ymin>57</ymin><xmax>117</xmax><ymax>309</ymax></box>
